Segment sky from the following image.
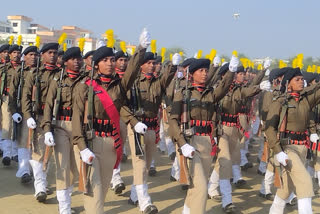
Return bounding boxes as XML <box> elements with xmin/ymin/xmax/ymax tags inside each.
<box><xmin>1</xmin><ymin>0</ymin><xmax>320</xmax><ymax>59</ymax></box>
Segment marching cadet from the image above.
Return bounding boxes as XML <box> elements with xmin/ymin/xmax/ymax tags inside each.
<box><xmin>82</xmin><ymin>50</ymin><xmax>95</xmax><ymax>75</ymax></box>
<box><xmin>153</xmin><ymin>55</ymin><xmax>162</xmax><ymax>78</ymax></box>
<box><xmin>41</xmin><ymin>47</ymin><xmax>84</xmax><ymax>214</ymax></box>
<box><xmin>0</xmin><ymin>44</ymin><xmax>10</xmax><ymax>64</ymax></box>
<box><xmin>57</xmin><ymin>50</ymin><xmax>64</xmax><ymax>68</ymax></box>
<box><xmin>303</xmin><ymin>71</ymin><xmax>320</xmax><ymax>196</ymax></box>
<box><xmin>167</xmin><ymin>58</ymin><xmax>195</xmax><ymax>182</ymax></box>
<box><xmin>169</xmin><ymin>57</ymin><xmax>237</xmax><ymax>214</ymax></box>
<box><xmin>109</xmin><ymin>47</ymin><xmax>130</xmax><ymax>195</ymax></box>
<box><xmin>258</xmin><ymin>68</ymin><xmax>286</xmax><ymax>201</ymax></box>
<box><xmin>22</xmin><ymin>42</ymin><xmax>60</xmax><ymax>202</ymax></box>
<box><xmin>9</xmin><ymin>46</ymin><xmax>39</xmax><ymax>184</ymax></box>
<box><xmin>72</xmin><ymin>29</ymin><xmax>149</xmax><ymax>214</ymax></box>
<box><xmin>265</xmin><ymin>67</ymin><xmax>320</xmax><ymax>214</ymax></box>
<box><xmin>123</xmin><ymin>50</ymin><xmax>180</xmax><ymax>214</ymax></box>
<box><xmin>0</xmin><ymin>44</ymin><xmax>10</xmax><ymax>154</ymax></box>
<box><xmin>216</xmin><ymin>58</ymin><xmax>271</xmax><ymax>212</ymax></box>
<box><xmin>1</xmin><ymin>44</ymin><xmax>22</xmax><ymax>166</ymax></box>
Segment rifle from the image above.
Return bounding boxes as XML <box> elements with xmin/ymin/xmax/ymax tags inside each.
<box><xmin>274</xmin><ymin>80</ymin><xmax>290</xmax><ymax>188</ymax></box>
<box><xmin>27</xmin><ymin>57</ymin><xmax>41</xmax><ymax>152</ymax></box>
<box><xmin>79</xmin><ymin>61</ymin><xmax>94</xmax><ymax>195</ymax></box>
<box><xmin>179</xmin><ymin>67</ymin><xmax>194</xmax><ymax>186</ymax></box>
<box><xmin>130</xmin><ymin>80</ymin><xmax>144</xmax><ymax>156</ymax></box>
<box><xmin>0</xmin><ymin>57</ymin><xmax>9</xmax><ymax>107</ymax></box>
<box><xmin>11</xmin><ymin>61</ymin><xmax>25</xmax><ymax>141</ymax></box>
<box><xmin>43</xmin><ymin>67</ymin><xmax>65</xmax><ymax>171</ymax></box>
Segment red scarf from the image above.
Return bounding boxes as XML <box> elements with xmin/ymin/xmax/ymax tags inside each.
<box><xmin>289</xmin><ymin>92</ymin><xmax>300</xmax><ymax>101</ymax></box>
<box><xmin>86</xmin><ymin>65</ymin><xmax>92</xmax><ymax>71</ymax></box>
<box><xmin>44</xmin><ymin>63</ymin><xmax>57</xmax><ymax>71</ymax></box>
<box><xmin>11</xmin><ymin>61</ymin><xmax>20</xmax><ymax>69</ymax></box>
<box><xmin>115</xmin><ymin>67</ymin><xmax>125</xmax><ymax>79</ymax></box>
<box><xmin>98</xmin><ymin>73</ymin><xmax>112</xmax><ymax>85</ymax></box>
<box><xmin>85</xmin><ymin>79</ymin><xmax>123</xmax><ymax>169</ymax></box>
<box><xmin>192</xmin><ymin>83</ymin><xmax>206</xmax><ymax>92</ymax></box>
<box><xmin>143</xmin><ymin>72</ymin><xmax>154</xmax><ymax>80</ymax></box>
<box><xmin>66</xmin><ymin>69</ymin><xmax>80</xmax><ymax>79</ymax></box>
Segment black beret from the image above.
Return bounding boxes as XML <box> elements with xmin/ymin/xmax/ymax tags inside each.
<box><xmin>302</xmin><ymin>71</ymin><xmax>318</xmax><ymax>84</ymax></box>
<box><xmin>23</xmin><ymin>46</ymin><xmax>38</xmax><ymax>56</ymax></box>
<box><xmin>62</xmin><ymin>47</ymin><xmax>82</xmax><ymax>61</ymax></box>
<box><xmin>57</xmin><ymin>50</ymin><xmax>64</xmax><ymax>56</ymax></box>
<box><xmin>8</xmin><ymin>45</ymin><xmax>22</xmax><ymax>54</ymax></box>
<box><xmin>83</xmin><ymin>50</ymin><xmax>95</xmax><ymax>59</ymax></box>
<box><xmin>0</xmin><ymin>44</ymin><xmax>10</xmax><ymax>53</ymax></box>
<box><xmin>218</xmin><ymin>62</ymin><xmax>229</xmax><ymax>76</ymax></box>
<box><xmin>236</xmin><ymin>66</ymin><xmax>245</xmax><ymax>73</ymax></box>
<box><xmin>40</xmin><ymin>43</ymin><xmax>59</xmax><ymax>53</ymax></box>
<box><xmin>189</xmin><ymin>59</ymin><xmax>210</xmax><ymax>74</ymax></box>
<box><xmin>142</xmin><ymin>52</ymin><xmax>156</xmax><ymax>65</ymax></box>
<box><xmin>115</xmin><ymin>50</ymin><xmax>129</xmax><ymax>61</ymax></box>
<box><xmin>280</xmin><ymin>67</ymin><xmax>303</xmax><ymax>92</ymax></box>
<box><xmin>181</xmin><ymin>58</ymin><xmax>196</xmax><ymax>68</ymax></box>
<box><xmin>155</xmin><ymin>56</ymin><xmax>162</xmax><ymax>64</ymax></box>
<box><xmin>92</xmin><ymin>46</ymin><xmax>115</xmax><ymax>65</ymax></box>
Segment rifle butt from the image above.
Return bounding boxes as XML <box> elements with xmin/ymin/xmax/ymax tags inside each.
<box><xmin>42</xmin><ymin>146</ymin><xmax>52</xmax><ymax>171</ymax></box>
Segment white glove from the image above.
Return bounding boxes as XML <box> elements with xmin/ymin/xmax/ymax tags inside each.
<box><xmin>134</xmin><ymin>122</ymin><xmax>148</xmax><ymax>134</ymax></box>
<box><xmin>27</xmin><ymin>117</ymin><xmax>37</xmax><ymax>129</ymax></box>
<box><xmin>310</xmin><ymin>133</ymin><xmax>319</xmax><ymax>143</ymax></box>
<box><xmin>12</xmin><ymin>113</ymin><xmax>22</xmax><ymax>123</ymax></box>
<box><xmin>265</xmin><ymin>69</ymin><xmax>270</xmax><ymax>76</ymax></box>
<box><xmin>80</xmin><ymin>148</ymin><xmax>95</xmax><ymax>165</ymax></box>
<box><xmin>213</xmin><ymin>56</ymin><xmax>221</xmax><ymax>67</ymax></box>
<box><xmin>214</xmin><ymin>137</ymin><xmax>218</xmax><ymax>144</ymax></box>
<box><xmin>276</xmin><ymin>151</ymin><xmax>289</xmax><ymax>166</ymax></box>
<box><xmin>177</xmin><ymin>71</ymin><xmax>183</xmax><ymax>79</ymax></box>
<box><xmin>44</xmin><ymin>132</ymin><xmax>55</xmax><ymax>147</ymax></box>
<box><xmin>172</xmin><ymin>53</ymin><xmax>182</xmax><ymax>66</ymax></box>
<box><xmin>181</xmin><ymin>143</ymin><xmax>196</xmax><ymax>159</ymax></box>
<box><xmin>229</xmin><ymin>56</ymin><xmax>239</xmax><ymax>72</ymax></box>
<box><xmin>260</xmin><ymin>80</ymin><xmax>271</xmax><ymax>91</ymax></box>
<box><xmin>263</xmin><ymin>59</ymin><xmax>271</xmax><ymax>69</ymax></box>
<box><xmin>139</xmin><ymin>28</ymin><xmax>151</xmax><ymax>48</ymax></box>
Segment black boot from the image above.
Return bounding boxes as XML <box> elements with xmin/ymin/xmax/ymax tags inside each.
<box><xmin>114</xmin><ymin>183</ymin><xmax>125</xmax><ymax>195</ymax></box>
<box><xmin>21</xmin><ymin>173</ymin><xmax>32</xmax><ymax>184</ymax></box>
<box><xmin>36</xmin><ymin>191</ymin><xmax>47</xmax><ymax>202</ymax></box>
<box><xmin>143</xmin><ymin>205</ymin><xmax>158</xmax><ymax>214</ymax></box>
<box><xmin>2</xmin><ymin>156</ymin><xmax>11</xmax><ymax>166</ymax></box>
<box><xmin>148</xmin><ymin>167</ymin><xmax>157</xmax><ymax>176</ymax></box>
<box><xmin>223</xmin><ymin>203</ymin><xmax>236</xmax><ymax>213</ymax></box>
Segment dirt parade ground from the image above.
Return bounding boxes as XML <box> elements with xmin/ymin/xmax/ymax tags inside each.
<box><xmin>1</xmin><ymin>138</ymin><xmax>320</xmax><ymax>214</ymax></box>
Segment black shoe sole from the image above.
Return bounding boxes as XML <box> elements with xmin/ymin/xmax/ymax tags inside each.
<box><xmin>36</xmin><ymin>192</ymin><xmax>47</xmax><ymax>202</ymax></box>
<box><xmin>114</xmin><ymin>184</ymin><xmax>125</xmax><ymax>195</ymax></box>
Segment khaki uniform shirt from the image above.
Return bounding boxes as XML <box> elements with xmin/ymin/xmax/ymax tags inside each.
<box><xmin>169</xmin><ymin>71</ymin><xmax>234</xmax><ymax>147</ymax></box>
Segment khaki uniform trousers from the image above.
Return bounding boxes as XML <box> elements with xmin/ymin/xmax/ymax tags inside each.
<box><xmin>277</xmin><ymin>145</ymin><xmax>314</xmax><ymax>200</ymax></box>
<box><xmin>239</xmin><ymin>114</ymin><xmax>249</xmax><ymax>150</ymax></box>
<box><xmin>84</xmin><ymin>136</ymin><xmax>116</xmax><ymax>214</ymax></box>
<box><xmin>17</xmin><ymin>119</ymin><xmax>29</xmax><ymax>148</ymax></box>
<box><xmin>120</xmin><ymin>120</ymin><xmax>127</xmax><ymax>143</ymax></box>
<box><xmin>1</xmin><ymin>96</ymin><xmax>12</xmax><ymax>140</ymax></box>
<box><xmin>185</xmin><ymin>135</ymin><xmax>212</xmax><ymax>214</ymax></box>
<box><xmin>128</xmin><ymin>125</ymin><xmax>157</xmax><ymax>185</ymax></box>
<box><xmin>215</xmin><ymin>126</ymin><xmax>241</xmax><ymax>179</ymax></box>
<box><xmin>53</xmin><ymin>120</ymin><xmax>79</xmax><ymax>190</ymax></box>
<box><xmin>31</xmin><ymin>116</ymin><xmax>46</xmax><ymax>162</ymax></box>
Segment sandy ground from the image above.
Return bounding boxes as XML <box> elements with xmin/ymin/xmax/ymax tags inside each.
<box><xmin>0</xmin><ymin>138</ymin><xmax>320</xmax><ymax>214</ymax></box>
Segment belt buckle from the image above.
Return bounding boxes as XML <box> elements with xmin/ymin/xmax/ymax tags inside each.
<box><xmin>184</xmin><ymin>127</ymin><xmax>194</xmax><ymax>137</ymax></box>
<box><xmin>86</xmin><ymin>130</ymin><xmax>95</xmax><ymax>140</ymax></box>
